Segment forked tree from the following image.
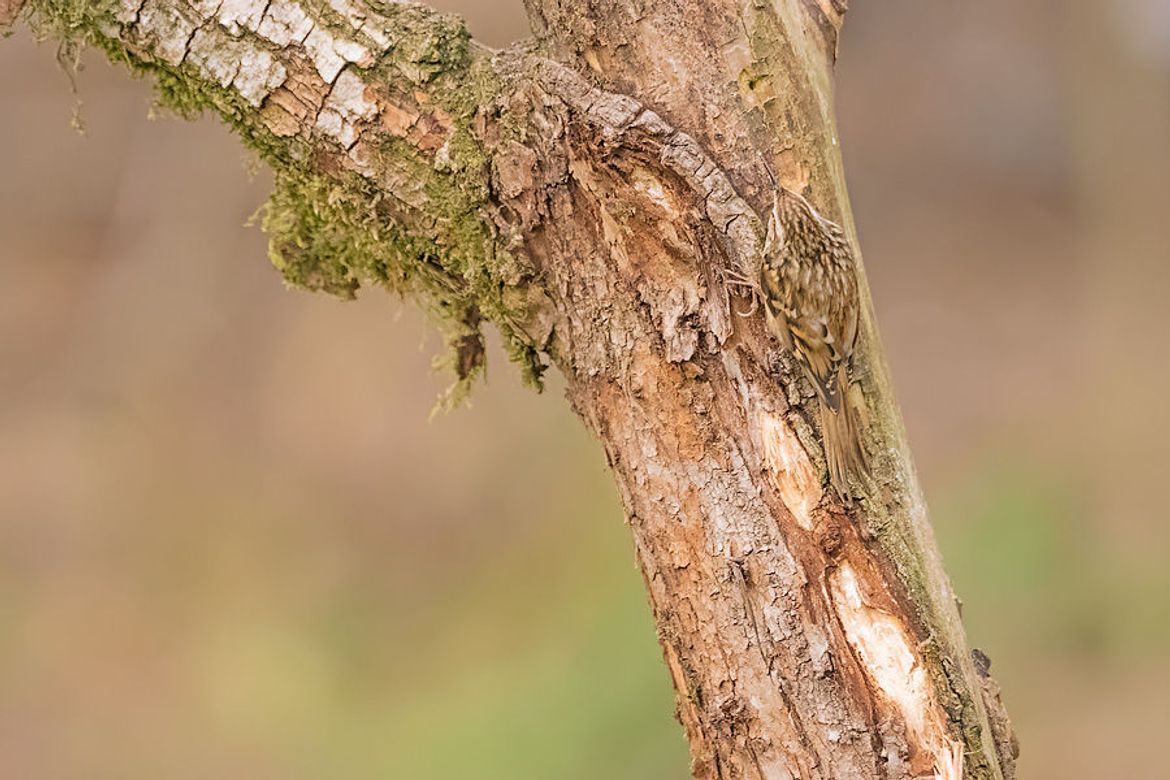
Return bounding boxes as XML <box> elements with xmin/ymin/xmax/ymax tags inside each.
<box><xmin>3</xmin><ymin>1</ymin><xmax>1017</xmax><ymax>777</ymax></box>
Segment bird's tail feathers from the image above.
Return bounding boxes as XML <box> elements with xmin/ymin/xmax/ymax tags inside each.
<box><xmin>821</xmin><ymin>374</ymin><xmax>869</xmax><ymax>505</ymax></box>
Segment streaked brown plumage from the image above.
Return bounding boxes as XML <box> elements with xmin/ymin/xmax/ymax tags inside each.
<box><xmin>761</xmin><ymin>186</ymin><xmax>868</xmax><ymax>503</ymax></box>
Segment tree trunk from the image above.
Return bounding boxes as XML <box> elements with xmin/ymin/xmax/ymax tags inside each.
<box><xmin>7</xmin><ymin>1</ymin><xmax>1016</xmax><ymax>777</ymax></box>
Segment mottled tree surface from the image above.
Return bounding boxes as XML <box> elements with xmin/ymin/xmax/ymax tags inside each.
<box><xmin>6</xmin><ymin>1</ymin><xmax>1015</xmax><ymax>778</ymax></box>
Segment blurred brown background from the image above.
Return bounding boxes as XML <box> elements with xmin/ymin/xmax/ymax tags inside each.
<box><xmin>1</xmin><ymin>1</ymin><xmax>1168</xmax><ymax>777</ymax></box>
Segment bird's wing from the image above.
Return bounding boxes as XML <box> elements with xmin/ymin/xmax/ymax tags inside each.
<box><xmin>789</xmin><ymin>312</ymin><xmax>843</xmax><ymax>411</ymax></box>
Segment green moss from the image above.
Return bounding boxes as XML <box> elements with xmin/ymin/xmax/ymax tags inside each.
<box><xmin>380</xmin><ymin>4</ymin><xmax>471</xmax><ymax>83</ymax></box>
<box><xmin>24</xmin><ymin>0</ymin><xmax>108</xmax><ymax>38</ymax></box>
<box><xmin>22</xmin><ymin>0</ymin><xmax>545</xmax><ymax>401</ymax></box>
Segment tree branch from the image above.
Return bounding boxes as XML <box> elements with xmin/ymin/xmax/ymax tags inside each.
<box><xmin>11</xmin><ymin>1</ymin><xmax>1016</xmax><ymax>777</ymax></box>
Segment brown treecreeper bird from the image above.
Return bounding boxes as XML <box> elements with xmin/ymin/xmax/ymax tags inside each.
<box><xmin>729</xmin><ymin>172</ymin><xmax>869</xmax><ymax>503</ymax></box>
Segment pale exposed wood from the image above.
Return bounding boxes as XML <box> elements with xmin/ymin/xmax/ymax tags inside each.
<box><xmin>9</xmin><ymin>1</ymin><xmax>1016</xmax><ymax>777</ymax></box>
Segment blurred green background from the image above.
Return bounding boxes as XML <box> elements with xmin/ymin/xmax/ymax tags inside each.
<box><xmin>1</xmin><ymin>1</ymin><xmax>1167</xmax><ymax>777</ymax></box>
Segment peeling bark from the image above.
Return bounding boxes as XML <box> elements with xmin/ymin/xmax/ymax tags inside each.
<box><xmin>9</xmin><ymin>1</ymin><xmax>1016</xmax><ymax>778</ymax></box>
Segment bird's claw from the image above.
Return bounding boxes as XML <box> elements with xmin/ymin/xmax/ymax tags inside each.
<box><xmin>721</xmin><ymin>268</ymin><xmax>761</xmax><ymax>317</ymax></box>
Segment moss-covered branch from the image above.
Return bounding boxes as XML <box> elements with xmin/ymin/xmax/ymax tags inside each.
<box><xmin>19</xmin><ymin>0</ymin><xmax>551</xmax><ymax>401</ymax></box>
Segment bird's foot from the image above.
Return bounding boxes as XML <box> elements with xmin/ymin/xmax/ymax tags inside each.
<box><xmin>720</xmin><ymin>267</ymin><xmax>760</xmax><ymax>317</ymax></box>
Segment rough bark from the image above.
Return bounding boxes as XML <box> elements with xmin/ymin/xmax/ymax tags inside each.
<box><xmin>7</xmin><ymin>1</ymin><xmax>1016</xmax><ymax>778</ymax></box>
